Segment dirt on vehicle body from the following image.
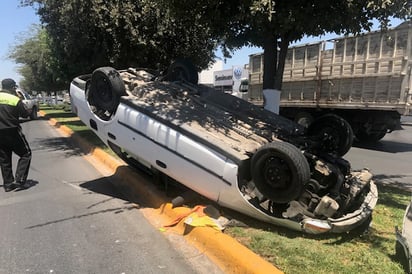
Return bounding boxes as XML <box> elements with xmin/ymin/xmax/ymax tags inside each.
<box><xmin>70</xmin><ymin>62</ymin><xmax>378</xmax><ymax>234</ymax></box>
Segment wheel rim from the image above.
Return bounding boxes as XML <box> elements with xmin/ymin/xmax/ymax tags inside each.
<box><xmin>318</xmin><ymin>126</ymin><xmax>340</xmax><ymax>152</ymax></box>
<box><xmin>251</xmin><ymin>141</ymin><xmax>310</xmax><ymax>203</ymax></box>
<box><xmin>88</xmin><ymin>67</ymin><xmax>125</xmax><ymax>121</ymax></box>
<box><xmin>96</xmin><ymin>78</ymin><xmax>113</xmax><ymax>105</ymax></box>
<box><xmin>307</xmin><ymin>114</ymin><xmax>353</xmax><ymax>156</ymax></box>
<box><xmin>262</xmin><ymin>155</ymin><xmax>292</xmax><ymax>190</ymax></box>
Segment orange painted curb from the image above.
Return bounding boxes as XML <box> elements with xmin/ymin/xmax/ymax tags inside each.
<box><xmin>40</xmin><ymin>110</ymin><xmax>283</xmax><ymax>274</ymax></box>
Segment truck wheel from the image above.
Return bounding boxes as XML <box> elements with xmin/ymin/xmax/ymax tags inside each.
<box><xmin>294</xmin><ymin>112</ymin><xmax>314</xmax><ymax>128</ymax></box>
<box><xmin>88</xmin><ymin>67</ymin><xmax>126</xmax><ymax>117</ymax></box>
<box><xmin>30</xmin><ymin>106</ymin><xmax>38</xmax><ymax>120</ymax></box>
<box><xmin>356</xmin><ymin>129</ymin><xmax>386</xmax><ymax>143</ymax></box>
<box><xmin>166</xmin><ymin>59</ymin><xmax>198</xmax><ymax>85</ymax></box>
<box><xmin>251</xmin><ymin>141</ymin><xmax>310</xmax><ymax>204</ymax></box>
<box><xmin>307</xmin><ymin>114</ymin><xmax>353</xmax><ymax>156</ymax></box>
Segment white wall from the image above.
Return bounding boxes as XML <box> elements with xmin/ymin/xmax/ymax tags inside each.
<box><xmin>198</xmin><ymin>60</ymin><xmax>224</xmax><ymax>85</ymax></box>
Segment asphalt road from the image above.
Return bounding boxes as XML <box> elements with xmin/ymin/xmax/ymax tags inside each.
<box><xmin>347</xmin><ymin>117</ymin><xmax>412</xmax><ymax>191</ymax></box>
<box><xmin>0</xmin><ymin>117</ymin><xmax>221</xmax><ymax>274</ymax></box>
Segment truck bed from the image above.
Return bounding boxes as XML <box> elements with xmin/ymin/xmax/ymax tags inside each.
<box><xmin>249</xmin><ymin>22</ymin><xmax>412</xmax><ymax>115</ymax></box>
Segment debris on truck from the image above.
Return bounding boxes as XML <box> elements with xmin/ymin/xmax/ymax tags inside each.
<box><xmin>70</xmin><ymin>60</ymin><xmax>378</xmax><ymax>234</ymax></box>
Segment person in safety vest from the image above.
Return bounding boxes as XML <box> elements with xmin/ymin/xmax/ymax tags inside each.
<box><xmin>0</xmin><ymin>78</ymin><xmax>32</xmax><ymax>192</ymax></box>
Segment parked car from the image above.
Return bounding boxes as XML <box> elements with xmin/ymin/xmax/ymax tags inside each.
<box><xmin>69</xmin><ymin>60</ymin><xmax>378</xmax><ymax>234</ymax></box>
<box><xmin>16</xmin><ymin>89</ymin><xmax>39</xmax><ymax>120</ymax></box>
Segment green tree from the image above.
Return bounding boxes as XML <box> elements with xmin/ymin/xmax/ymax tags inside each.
<box><xmin>19</xmin><ymin>0</ymin><xmax>411</xmax><ymax>94</ymax></box>
<box><xmin>248</xmin><ymin>0</ymin><xmax>411</xmax><ymax>90</ymax></box>
<box><xmin>9</xmin><ymin>25</ymin><xmax>65</xmax><ymax>92</ymax></box>
<box><xmin>20</xmin><ymin>0</ymin><xmax>218</xmax><ymax>83</ymax></box>
<box><xmin>161</xmin><ymin>0</ymin><xmax>411</xmax><ymax>91</ymax></box>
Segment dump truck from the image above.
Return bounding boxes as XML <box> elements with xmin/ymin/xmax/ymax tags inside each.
<box><xmin>248</xmin><ymin>21</ymin><xmax>412</xmax><ymax>142</ymax></box>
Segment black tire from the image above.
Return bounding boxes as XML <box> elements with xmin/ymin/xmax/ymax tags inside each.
<box><xmin>307</xmin><ymin>114</ymin><xmax>353</xmax><ymax>157</ymax></box>
<box><xmin>167</xmin><ymin>59</ymin><xmax>198</xmax><ymax>85</ymax></box>
<box><xmin>251</xmin><ymin>141</ymin><xmax>310</xmax><ymax>203</ymax></box>
<box><xmin>356</xmin><ymin>129</ymin><xmax>386</xmax><ymax>143</ymax></box>
<box><xmin>294</xmin><ymin>112</ymin><xmax>314</xmax><ymax>128</ymax></box>
<box><xmin>30</xmin><ymin>106</ymin><xmax>38</xmax><ymax>120</ymax></box>
<box><xmin>88</xmin><ymin>67</ymin><xmax>126</xmax><ymax>116</ymax></box>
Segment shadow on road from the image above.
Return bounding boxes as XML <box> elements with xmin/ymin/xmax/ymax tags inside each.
<box><xmin>353</xmin><ymin>139</ymin><xmax>412</xmax><ymax>153</ymax></box>
<box><xmin>25</xmin><ymin>176</ymin><xmax>136</xmax><ymax>230</ymax></box>
<box><xmin>30</xmin><ymin>136</ymin><xmax>85</xmax><ymax>157</ymax></box>
<box><xmin>80</xmin><ymin>176</ymin><xmax>127</xmax><ymax>200</ymax></box>
<box><xmin>25</xmin><ymin>203</ymin><xmax>136</xmax><ymax>229</ymax></box>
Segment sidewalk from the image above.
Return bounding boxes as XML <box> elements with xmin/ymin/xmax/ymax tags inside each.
<box><xmin>40</xmin><ymin>111</ymin><xmax>283</xmax><ymax>274</ymax></box>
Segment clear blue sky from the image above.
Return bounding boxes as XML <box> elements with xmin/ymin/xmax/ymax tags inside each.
<box><xmin>0</xmin><ymin>2</ymin><xmax>404</xmax><ymax>85</ymax></box>
<box><xmin>0</xmin><ymin>2</ymin><xmax>39</xmax><ymax>84</ymax></box>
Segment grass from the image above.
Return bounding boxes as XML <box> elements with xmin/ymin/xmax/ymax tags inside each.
<box><xmin>40</xmin><ymin>104</ymin><xmax>115</xmax><ymax>155</ymax></box>
<box><xmin>40</xmin><ymin>104</ymin><xmax>411</xmax><ymax>274</ymax></box>
<box><xmin>225</xmin><ymin>183</ymin><xmax>410</xmax><ymax>273</ymax></box>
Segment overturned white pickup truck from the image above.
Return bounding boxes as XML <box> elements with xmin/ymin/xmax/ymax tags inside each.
<box><xmin>69</xmin><ymin>60</ymin><xmax>378</xmax><ymax>234</ymax></box>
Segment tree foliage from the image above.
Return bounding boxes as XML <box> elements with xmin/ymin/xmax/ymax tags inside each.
<box><xmin>8</xmin><ymin>25</ymin><xmax>65</xmax><ymax>91</ymax></box>
<box><xmin>159</xmin><ymin>0</ymin><xmax>411</xmax><ymax>90</ymax></box>
<box><xmin>18</xmin><ymin>0</ymin><xmax>219</xmax><ymax>88</ymax></box>
<box><xmin>17</xmin><ymin>0</ymin><xmax>411</xmax><ymax>93</ymax></box>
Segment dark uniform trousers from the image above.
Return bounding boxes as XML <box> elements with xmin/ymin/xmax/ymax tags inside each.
<box><xmin>0</xmin><ymin>127</ymin><xmax>31</xmax><ymax>186</ymax></box>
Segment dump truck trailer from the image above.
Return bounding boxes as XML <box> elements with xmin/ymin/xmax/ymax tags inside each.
<box><xmin>248</xmin><ymin>22</ymin><xmax>412</xmax><ymax>142</ymax></box>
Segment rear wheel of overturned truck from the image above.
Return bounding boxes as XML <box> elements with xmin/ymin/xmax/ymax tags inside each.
<box><xmin>166</xmin><ymin>59</ymin><xmax>199</xmax><ymax>85</ymax></box>
<box><xmin>251</xmin><ymin>141</ymin><xmax>311</xmax><ymax>204</ymax></box>
<box><xmin>307</xmin><ymin>114</ymin><xmax>354</xmax><ymax>156</ymax></box>
<box><xmin>87</xmin><ymin>67</ymin><xmax>127</xmax><ymax>120</ymax></box>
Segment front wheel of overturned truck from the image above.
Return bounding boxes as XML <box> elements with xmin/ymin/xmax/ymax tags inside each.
<box><xmin>251</xmin><ymin>141</ymin><xmax>311</xmax><ymax>204</ymax></box>
<box><xmin>87</xmin><ymin>67</ymin><xmax>127</xmax><ymax>120</ymax></box>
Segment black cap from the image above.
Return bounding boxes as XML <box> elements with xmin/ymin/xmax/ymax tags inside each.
<box><xmin>2</xmin><ymin>78</ymin><xmax>17</xmax><ymax>90</ymax></box>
